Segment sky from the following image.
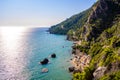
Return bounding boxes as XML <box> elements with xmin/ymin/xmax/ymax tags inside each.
<box><xmin>0</xmin><ymin>0</ymin><xmax>96</xmax><ymax>27</ymax></box>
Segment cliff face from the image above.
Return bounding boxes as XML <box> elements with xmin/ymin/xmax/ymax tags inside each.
<box><xmin>80</xmin><ymin>0</ymin><xmax>120</xmax><ymax>41</ymax></box>
<box><xmin>73</xmin><ymin>0</ymin><xmax>120</xmax><ymax>80</ymax></box>
<box><xmin>49</xmin><ymin>0</ymin><xmax>120</xmax><ymax>79</ymax></box>
<box><xmin>88</xmin><ymin>0</ymin><xmax>108</xmax><ymax>23</ymax></box>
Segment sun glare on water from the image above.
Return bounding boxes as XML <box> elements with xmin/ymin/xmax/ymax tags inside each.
<box><xmin>0</xmin><ymin>27</ymin><xmax>28</xmax><ymax>51</ymax></box>
<box><xmin>0</xmin><ymin>27</ymin><xmax>27</xmax><ymax>39</ymax></box>
<box><xmin>0</xmin><ymin>26</ymin><xmax>28</xmax><ymax>53</ymax></box>
<box><xmin>0</xmin><ymin>27</ymin><xmax>30</xmax><ymax>80</ymax></box>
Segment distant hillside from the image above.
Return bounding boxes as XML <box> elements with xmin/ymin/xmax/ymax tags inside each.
<box><xmin>48</xmin><ymin>8</ymin><xmax>91</xmax><ymax>35</ymax></box>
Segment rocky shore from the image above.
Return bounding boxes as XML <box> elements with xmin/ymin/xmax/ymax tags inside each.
<box><xmin>69</xmin><ymin>41</ymin><xmax>91</xmax><ymax>72</ymax></box>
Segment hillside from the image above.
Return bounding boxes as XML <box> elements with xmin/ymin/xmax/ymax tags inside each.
<box><xmin>48</xmin><ymin>8</ymin><xmax>91</xmax><ymax>35</ymax></box>
<box><xmin>49</xmin><ymin>0</ymin><xmax>120</xmax><ymax>80</ymax></box>
<box><xmin>71</xmin><ymin>0</ymin><xmax>120</xmax><ymax>80</ymax></box>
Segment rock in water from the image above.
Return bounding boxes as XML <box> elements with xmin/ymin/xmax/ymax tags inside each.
<box><xmin>40</xmin><ymin>58</ymin><xmax>49</xmax><ymax>65</ymax></box>
<box><xmin>41</xmin><ymin>68</ymin><xmax>48</xmax><ymax>73</ymax></box>
<box><xmin>51</xmin><ymin>53</ymin><xmax>56</xmax><ymax>58</ymax></box>
<box><xmin>68</xmin><ymin>67</ymin><xmax>75</xmax><ymax>72</ymax></box>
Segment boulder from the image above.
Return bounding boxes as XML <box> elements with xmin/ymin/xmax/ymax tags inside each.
<box><xmin>73</xmin><ymin>70</ymin><xmax>81</xmax><ymax>73</ymax></box>
<box><xmin>72</xmin><ymin>49</ymin><xmax>76</xmax><ymax>54</ymax></box>
<box><xmin>70</xmin><ymin>58</ymin><xmax>73</xmax><ymax>60</ymax></box>
<box><xmin>40</xmin><ymin>58</ymin><xmax>49</xmax><ymax>65</ymax></box>
<box><xmin>51</xmin><ymin>53</ymin><xmax>56</xmax><ymax>58</ymax></box>
<box><xmin>93</xmin><ymin>66</ymin><xmax>107</xmax><ymax>80</ymax></box>
<box><xmin>68</xmin><ymin>67</ymin><xmax>75</xmax><ymax>72</ymax></box>
<box><xmin>41</xmin><ymin>68</ymin><xmax>48</xmax><ymax>73</ymax></box>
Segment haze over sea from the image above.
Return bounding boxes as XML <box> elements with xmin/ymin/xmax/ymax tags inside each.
<box><xmin>0</xmin><ymin>27</ymin><xmax>73</xmax><ymax>80</ymax></box>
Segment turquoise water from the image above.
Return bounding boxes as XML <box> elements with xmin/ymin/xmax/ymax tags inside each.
<box><xmin>0</xmin><ymin>28</ymin><xmax>73</xmax><ymax>80</ymax></box>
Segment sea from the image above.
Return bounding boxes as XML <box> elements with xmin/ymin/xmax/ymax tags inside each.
<box><xmin>0</xmin><ymin>27</ymin><xmax>73</xmax><ymax>80</ymax></box>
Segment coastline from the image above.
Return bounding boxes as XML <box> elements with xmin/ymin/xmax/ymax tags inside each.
<box><xmin>69</xmin><ymin>40</ymin><xmax>91</xmax><ymax>73</ymax></box>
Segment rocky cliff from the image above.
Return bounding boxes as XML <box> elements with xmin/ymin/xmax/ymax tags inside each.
<box><xmin>49</xmin><ymin>0</ymin><xmax>120</xmax><ymax>79</ymax></box>
<box><xmin>72</xmin><ymin>0</ymin><xmax>120</xmax><ymax>80</ymax></box>
<box><xmin>79</xmin><ymin>0</ymin><xmax>120</xmax><ymax>41</ymax></box>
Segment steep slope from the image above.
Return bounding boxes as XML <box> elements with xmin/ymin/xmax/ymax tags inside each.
<box><xmin>72</xmin><ymin>0</ymin><xmax>120</xmax><ymax>80</ymax></box>
<box><xmin>48</xmin><ymin>8</ymin><xmax>91</xmax><ymax>35</ymax></box>
<box><xmin>49</xmin><ymin>0</ymin><xmax>120</xmax><ymax>79</ymax></box>
<box><xmin>76</xmin><ymin>0</ymin><xmax>120</xmax><ymax>41</ymax></box>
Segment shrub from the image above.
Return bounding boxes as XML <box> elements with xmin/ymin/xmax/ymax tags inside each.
<box><xmin>73</xmin><ymin>67</ymin><xmax>93</xmax><ymax>80</ymax></box>
<box><xmin>100</xmin><ymin>71</ymin><xmax>120</xmax><ymax>80</ymax></box>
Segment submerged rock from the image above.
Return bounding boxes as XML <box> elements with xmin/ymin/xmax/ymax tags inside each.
<box><xmin>41</xmin><ymin>68</ymin><xmax>49</xmax><ymax>73</ymax></box>
<box><xmin>40</xmin><ymin>58</ymin><xmax>49</xmax><ymax>65</ymax></box>
<box><xmin>51</xmin><ymin>53</ymin><xmax>56</xmax><ymax>58</ymax></box>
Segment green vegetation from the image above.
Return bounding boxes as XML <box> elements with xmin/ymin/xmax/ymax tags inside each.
<box><xmin>49</xmin><ymin>0</ymin><xmax>120</xmax><ymax>79</ymax></box>
<box><xmin>72</xmin><ymin>0</ymin><xmax>120</xmax><ymax>79</ymax></box>
<box><xmin>76</xmin><ymin>41</ymin><xmax>90</xmax><ymax>53</ymax></box>
<box><xmin>73</xmin><ymin>68</ymin><xmax>93</xmax><ymax>80</ymax></box>
<box><xmin>77</xmin><ymin>24</ymin><xmax>120</xmax><ymax>79</ymax></box>
<box><xmin>100</xmin><ymin>71</ymin><xmax>120</xmax><ymax>80</ymax></box>
<box><xmin>49</xmin><ymin>8</ymin><xmax>92</xmax><ymax>34</ymax></box>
